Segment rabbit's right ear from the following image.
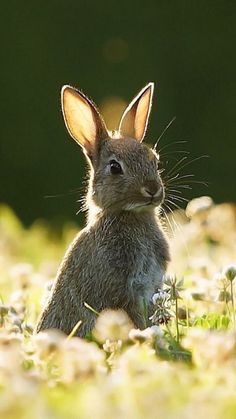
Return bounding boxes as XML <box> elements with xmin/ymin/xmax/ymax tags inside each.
<box><xmin>61</xmin><ymin>86</ymin><xmax>108</xmax><ymax>157</ymax></box>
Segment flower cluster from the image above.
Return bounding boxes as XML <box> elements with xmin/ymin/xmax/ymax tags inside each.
<box><xmin>149</xmin><ymin>288</ymin><xmax>172</xmax><ymax>325</ymax></box>
<box><xmin>0</xmin><ymin>200</ymin><xmax>236</xmax><ymax>418</ymax></box>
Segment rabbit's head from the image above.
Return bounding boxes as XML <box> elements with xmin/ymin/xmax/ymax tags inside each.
<box><xmin>61</xmin><ymin>83</ymin><xmax>164</xmax><ymax>214</ymax></box>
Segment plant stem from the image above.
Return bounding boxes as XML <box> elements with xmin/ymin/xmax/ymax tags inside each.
<box><xmin>186</xmin><ymin>303</ymin><xmax>189</xmax><ymax>329</ymax></box>
<box><xmin>84</xmin><ymin>302</ymin><xmax>100</xmax><ymax>316</ymax></box>
<box><xmin>165</xmin><ymin>322</ymin><xmax>174</xmax><ymax>339</ymax></box>
<box><xmin>143</xmin><ymin>298</ymin><xmax>148</xmax><ymax>328</ymax></box>
<box><xmin>67</xmin><ymin>320</ymin><xmax>82</xmax><ymax>340</ymax></box>
<box><xmin>230</xmin><ymin>281</ymin><xmax>235</xmax><ymax>328</ymax></box>
<box><xmin>175</xmin><ymin>298</ymin><xmax>180</xmax><ymax>343</ymax></box>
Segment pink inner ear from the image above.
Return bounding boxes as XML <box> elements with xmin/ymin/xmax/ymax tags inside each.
<box><xmin>134</xmin><ymin>88</ymin><xmax>152</xmax><ymax>140</ymax></box>
<box><xmin>118</xmin><ymin>83</ymin><xmax>154</xmax><ymax>142</ymax></box>
<box><xmin>62</xmin><ymin>87</ymin><xmax>98</xmax><ymax>152</ymax></box>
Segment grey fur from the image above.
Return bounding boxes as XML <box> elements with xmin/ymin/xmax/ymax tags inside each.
<box><xmin>36</xmin><ymin>85</ymin><xmax>170</xmax><ymax>337</ymax></box>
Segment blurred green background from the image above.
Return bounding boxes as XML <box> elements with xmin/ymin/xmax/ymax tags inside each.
<box><xmin>1</xmin><ymin>0</ymin><xmax>235</xmax><ymax>226</ymax></box>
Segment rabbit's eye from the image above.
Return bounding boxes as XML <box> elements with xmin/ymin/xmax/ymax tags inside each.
<box><xmin>109</xmin><ymin>160</ymin><xmax>123</xmax><ymax>175</ymax></box>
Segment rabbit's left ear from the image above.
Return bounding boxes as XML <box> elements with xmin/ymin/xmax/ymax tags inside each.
<box><xmin>118</xmin><ymin>82</ymin><xmax>154</xmax><ymax>142</ymax></box>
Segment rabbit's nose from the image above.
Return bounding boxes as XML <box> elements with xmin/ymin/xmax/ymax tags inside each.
<box><xmin>141</xmin><ymin>181</ymin><xmax>161</xmax><ymax>197</ymax></box>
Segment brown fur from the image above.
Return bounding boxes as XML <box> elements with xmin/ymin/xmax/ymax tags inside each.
<box><xmin>36</xmin><ymin>84</ymin><xmax>170</xmax><ymax>337</ymax></box>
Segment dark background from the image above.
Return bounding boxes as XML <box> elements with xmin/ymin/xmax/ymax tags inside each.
<box><xmin>1</xmin><ymin>0</ymin><xmax>235</xmax><ymax>226</ymax></box>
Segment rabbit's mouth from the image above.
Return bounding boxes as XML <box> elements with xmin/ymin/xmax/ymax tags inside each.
<box><xmin>124</xmin><ymin>187</ymin><xmax>165</xmax><ymax>211</ymax></box>
<box><xmin>124</xmin><ymin>199</ymin><xmax>162</xmax><ymax>212</ymax></box>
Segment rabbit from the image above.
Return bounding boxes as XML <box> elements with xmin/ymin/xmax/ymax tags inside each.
<box><xmin>36</xmin><ymin>82</ymin><xmax>170</xmax><ymax>337</ymax></box>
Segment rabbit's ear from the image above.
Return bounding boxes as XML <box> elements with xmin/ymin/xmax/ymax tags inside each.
<box><xmin>61</xmin><ymin>86</ymin><xmax>108</xmax><ymax>157</ymax></box>
<box><xmin>118</xmin><ymin>83</ymin><xmax>154</xmax><ymax>142</ymax></box>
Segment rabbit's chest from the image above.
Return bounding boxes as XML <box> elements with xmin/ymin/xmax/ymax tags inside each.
<box><xmin>130</xmin><ymin>253</ymin><xmax>164</xmax><ymax>302</ymax></box>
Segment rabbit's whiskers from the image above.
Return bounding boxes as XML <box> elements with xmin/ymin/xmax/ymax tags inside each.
<box><xmin>164</xmin><ymin>155</ymin><xmax>208</xmax><ymax>181</ymax></box>
<box><xmin>161</xmin><ymin>206</ymin><xmax>176</xmax><ymax>238</ymax></box>
<box><xmin>158</xmin><ymin>140</ymin><xmax>187</xmax><ymax>154</ymax></box>
<box><xmin>153</xmin><ymin>116</ymin><xmax>177</xmax><ymax>151</ymax></box>
<box><xmin>44</xmin><ymin>185</ymin><xmax>84</xmax><ymax>200</ymax></box>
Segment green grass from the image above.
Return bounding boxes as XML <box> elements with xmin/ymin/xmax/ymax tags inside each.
<box><xmin>0</xmin><ymin>198</ymin><xmax>236</xmax><ymax>419</ymax></box>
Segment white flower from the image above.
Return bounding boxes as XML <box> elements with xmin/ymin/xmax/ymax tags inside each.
<box><xmin>93</xmin><ymin>309</ymin><xmax>132</xmax><ymax>342</ymax></box>
<box><xmin>129</xmin><ymin>327</ymin><xmax>160</xmax><ymax>343</ymax></box>
<box><xmin>61</xmin><ymin>337</ymin><xmax>105</xmax><ymax>382</ymax></box>
<box><xmin>183</xmin><ymin>328</ymin><xmax>236</xmax><ymax>367</ymax></box>
<box><xmin>186</xmin><ymin>196</ymin><xmax>213</xmax><ymax>218</ymax></box>
<box><xmin>149</xmin><ymin>309</ymin><xmax>172</xmax><ymax>325</ymax></box>
<box><xmin>32</xmin><ymin>329</ymin><xmax>65</xmax><ymax>358</ymax></box>
<box><xmin>152</xmin><ymin>291</ymin><xmax>170</xmax><ymax>305</ymax></box>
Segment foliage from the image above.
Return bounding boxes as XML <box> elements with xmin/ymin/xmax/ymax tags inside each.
<box><xmin>0</xmin><ymin>198</ymin><xmax>236</xmax><ymax>418</ymax></box>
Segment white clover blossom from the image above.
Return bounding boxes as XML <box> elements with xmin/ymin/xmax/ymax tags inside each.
<box><xmin>32</xmin><ymin>329</ymin><xmax>65</xmax><ymax>358</ymax></box>
<box><xmin>152</xmin><ymin>290</ymin><xmax>170</xmax><ymax>305</ymax></box>
<box><xmin>164</xmin><ymin>274</ymin><xmax>184</xmax><ymax>300</ymax></box>
<box><xmin>149</xmin><ymin>309</ymin><xmax>172</xmax><ymax>325</ymax></box>
<box><xmin>150</xmin><ymin>275</ymin><xmax>185</xmax><ymax>327</ymax></box>
<box><xmin>60</xmin><ymin>337</ymin><xmax>105</xmax><ymax>382</ymax></box>
<box><xmin>129</xmin><ymin>326</ymin><xmax>163</xmax><ymax>343</ymax></box>
<box><xmin>93</xmin><ymin>309</ymin><xmax>132</xmax><ymax>343</ymax></box>
<box><xmin>103</xmin><ymin>339</ymin><xmax>122</xmax><ymax>353</ymax></box>
<box><xmin>10</xmin><ymin>263</ymin><xmax>33</xmax><ymax>280</ymax></box>
<box><xmin>150</xmin><ymin>287</ymin><xmax>172</xmax><ymax>325</ymax></box>
<box><xmin>186</xmin><ymin>196</ymin><xmax>213</xmax><ymax>218</ymax></box>
<box><xmin>183</xmin><ymin>328</ymin><xmax>236</xmax><ymax>367</ymax></box>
